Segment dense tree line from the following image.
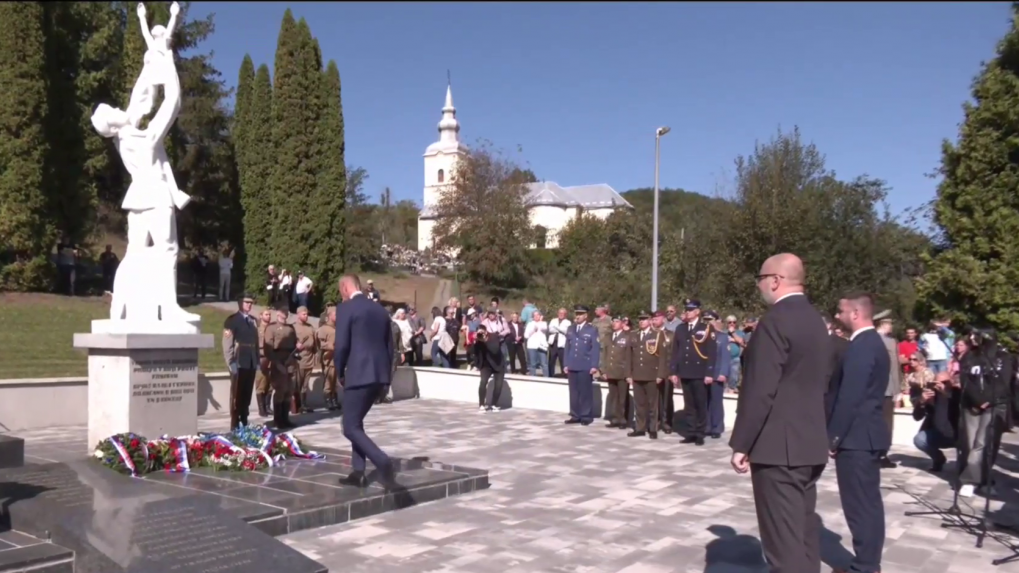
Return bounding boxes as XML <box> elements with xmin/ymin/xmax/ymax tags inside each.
<box><xmin>0</xmin><ymin>1</ymin><xmax>237</xmax><ymax>291</ymax></box>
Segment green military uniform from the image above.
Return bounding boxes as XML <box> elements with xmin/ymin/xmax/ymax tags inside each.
<box><xmin>264</xmin><ymin>318</ymin><xmax>297</xmax><ymax>429</ymax></box>
<box><xmin>293</xmin><ymin>316</ymin><xmax>318</xmax><ymax>414</ymax></box>
<box><xmin>592</xmin><ymin>313</ymin><xmax>613</xmax><ymax>369</ymax></box>
<box><xmin>254</xmin><ymin>317</ymin><xmax>272</xmax><ymax>417</ymax></box>
<box><xmin>317</xmin><ymin>319</ymin><xmax>339</xmax><ymax>411</ymax></box>
<box><xmin>656</xmin><ymin>324</ymin><xmax>676</xmax><ymax>433</ymax></box>
<box><xmin>627</xmin><ymin>315</ymin><xmax>668</xmax><ymax>439</ymax></box>
<box><xmin>600</xmin><ymin>319</ymin><xmax>632</xmax><ymax>429</ymax></box>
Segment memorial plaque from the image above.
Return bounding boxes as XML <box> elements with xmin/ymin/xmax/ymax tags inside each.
<box><xmin>128</xmin><ymin>349</ymin><xmax>199</xmax><ymax>439</ymax></box>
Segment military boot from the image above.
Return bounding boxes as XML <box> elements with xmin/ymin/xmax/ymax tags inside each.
<box><xmin>301</xmin><ymin>391</ymin><xmax>313</xmax><ymax>414</ymax></box>
<box><xmin>329</xmin><ymin>392</ymin><xmax>341</xmax><ymax>411</ymax></box>
<box><xmin>262</xmin><ymin>393</ymin><xmax>273</xmax><ymax>417</ymax></box>
<box><xmin>276</xmin><ymin>401</ymin><xmax>296</xmax><ymax>430</ymax></box>
<box><xmin>290</xmin><ymin>392</ymin><xmax>301</xmax><ymax>415</ymax></box>
<box><xmin>255</xmin><ymin>393</ymin><xmax>268</xmax><ymax>417</ymax></box>
<box><xmin>272</xmin><ymin>401</ymin><xmax>284</xmax><ymax>428</ymax></box>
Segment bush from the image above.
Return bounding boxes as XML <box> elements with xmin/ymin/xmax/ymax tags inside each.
<box><xmin>0</xmin><ymin>256</ymin><xmax>55</xmax><ymax>291</ymax></box>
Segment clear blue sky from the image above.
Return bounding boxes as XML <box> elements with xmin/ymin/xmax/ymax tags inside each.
<box><xmin>191</xmin><ymin>2</ymin><xmax>1011</xmax><ymax>215</ymax></box>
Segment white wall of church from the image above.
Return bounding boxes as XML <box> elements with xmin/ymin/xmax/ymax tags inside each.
<box><xmin>586</xmin><ymin>207</ymin><xmax>615</xmax><ymax>220</ymax></box>
<box><xmin>417</xmin><ymin>218</ymin><xmax>437</xmax><ymax>252</ymax></box>
<box><xmin>529</xmin><ymin>205</ymin><xmax>581</xmax><ymax>249</ymax></box>
<box><xmin>422</xmin><ymin>151</ymin><xmax>460</xmax><ymax>211</ymax></box>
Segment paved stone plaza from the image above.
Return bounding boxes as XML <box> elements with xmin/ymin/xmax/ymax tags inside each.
<box><xmin>16</xmin><ymin>399</ymin><xmax>1019</xmax><ymax>572</ymax></box>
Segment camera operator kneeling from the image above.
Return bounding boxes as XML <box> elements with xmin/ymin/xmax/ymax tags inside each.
<box><xmin>957</xmin><ymin>330</ymin><xmax>1014</xmax><ymax>498</ymax></box>
<box><xmin>910</xmin><ymin>371</ymin><xmax>960</xmax><ymax>473</ymax></box>
<box><xmin>475</xmin><ymin>325</ymin><xmax>506</xmax><ymax>412</ymax></box>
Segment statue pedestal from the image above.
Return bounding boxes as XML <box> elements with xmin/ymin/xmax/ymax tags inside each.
<box><xmin>73</xmin><ymin>333</ymin><xmax>214</xmax><ymax>451</ymax></box>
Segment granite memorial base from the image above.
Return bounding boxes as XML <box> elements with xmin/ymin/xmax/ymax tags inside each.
<box><xmin>0</xmin><ymin>446</ymin><xmax>489</xmax><ymax>572</ymax></box>
<box><xmin>73</xmin><ymin>333</ymin><xmax>214</xmax><ymax>450</ymax></box>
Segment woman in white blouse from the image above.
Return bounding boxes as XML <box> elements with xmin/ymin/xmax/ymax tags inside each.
<box><xmin>392</xmin><ymin>308</ymin><xmax>414</xmax><ymax>365</ymax></box>
<box><xmin>546</xmin><ymin>307</ymin><xmax>571</xmax><ymax>377</ymax></box>
<box><xmin>524</xmin><ymin>310</ymin><xmax>549</xmax><ymax>377</ymax></box>
<box><xmin>429</xmin><ymin>306</ymin><xmax>453</xmax><ymax>368</ymax></box>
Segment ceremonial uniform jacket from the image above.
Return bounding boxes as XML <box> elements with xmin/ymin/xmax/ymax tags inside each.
<box><xmin>630</xmin><ymin>328</ymin><xmax>668</xmax><ymax>381</ymax></box>
<box><xmin>592</xmin><ymin>315</ymin><xmax>613</xmax><ymax>368</ymax></box>
<box><xmin>264</xmin><ymin>323</ymin><xmax>297</xmax><ymax>374</ymax></box>
<box><xmin>601</xmin><ymin>330</ymin><xmax>632</xmax><ymax>380</ymax></box>
<box><xmin>293</xmin><ymin>321</ymin><xmax>318</xmax><ymax>370</ymax></box>
<box><xmin>655</xmin><ymin>327</ymin><xmax>674</xmax><ymax>380</ymax></box>
<box><xmin>564</xmin><ymin>322</ymin><xmax>600</xmax><ymax>372</ymax></box>
<box><xmin>316</xmin><ymin>323</ymin><xmax>336</xmax><ymax>367</ymax></box>
<box><xmin>222</xmin><ymin>312</ymin><xmax>259</xmax><ymax>370</ymax></box>
<box><xmin>670</xmin><ymin>318</ymin><xmax>717</xmax><ymax>379</ymax></box>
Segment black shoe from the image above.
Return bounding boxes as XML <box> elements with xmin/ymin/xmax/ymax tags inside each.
<box><xmin>565</xmin><ymin>418</ymin><xmax>581</xmax><ymax>424</ymax></box>
<box><xmin>580</xmin><ymin>420</ymin><xmax>592</xmax><ymax>426</ymax></box>
<box><xmin>256</xmin><ymin>393</ymin><xmax>268</xmax><ymax>417</ymax></box>
<box><xmin>880</xmin><ymin>457</ymin><xmax>897</xmax><ymax>470</ymax></box>
<box><xmin>627</xmin><ymin>431</ymin><xmax>646</xmax><ymax>438</ymax></box>
<box><xmin>695</xmin><ymin>437</ymin><xmax>705</xmax><ymax>446</ymax></box>
<box><xmin>339</xmin><ymin>471</ymin><xmax>368</xmax><ymax>488</ymax></box>
<box><xmin>376</xmin><ymin>464</ymin><xmax>399</xmax><ymax>490</ymax></box>
<box><xmin>649</xmin><ymin>431</ymin><xmax>658</xmax><ymax>440</ymax></box>
<box><xmin>381</xmin><ymin>396</ymin><xmax>393</xmax><ymax>404</ymax></box>
<box><xmin>681</xmin><ymin>436</ymin><xmax>697</xmax><ymax>444</ymax></box>
<box><xmin>931</xmin><ymin>458</ymin><xmax>945</xmax><ymax>473</ymax></box>
<box><xmin>662</xmin><ymin>426</ymin><xmax>673</xmax><ymax>434</ymax></box>
<box><xmin>710</xmin><ymin>433</ymin><xmax>721</xmax><ymax>439</ymax></box>
<box><xmin>605</xmin><ymin>421</ymin><xmax>618</xmax><ymax>428</ymax></box>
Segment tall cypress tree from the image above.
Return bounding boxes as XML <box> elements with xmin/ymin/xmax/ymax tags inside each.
<box><xmin>234</xmin><ymin>55</ymin><xmax>256</xmax><ymax>288</ymax></box>
<box><xmin>917</xmin><ymin>4</ymin><xmax>1019</xmax><ymax>332</ymax></box>
<box><xmin>0</xmin><ymin>2</ymin><xmax>56</xmax><ymax>290</ymax></box>
<box><xmin>241</xmin><ymin>64</ymin><xmax>274</xmax><ymax>293</ymax></box>
<box><xmin>304</xmin><ymin>58</ymin><xmax>347</xmax><ymax>295</ymax></box>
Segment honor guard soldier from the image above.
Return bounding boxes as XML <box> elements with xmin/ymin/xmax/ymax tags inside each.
<box><xmin>592</xmin><ymin>304</ymin><xmax>613</xmax><ymax>370</ymax></box>
<box><xmin>254</xmin><ymin>307</ymin><xmax>273</xmax><ymax>418</ymax></box>
<box><xmin>317</xmin><ymin>305</ymin><xmax>340</xmax><ymax>411</ymax></box>
<box><xmin>264</xmin><ymin>307</ymin><xmax>298</xmax><ymax>430</ymax></box>
<box><xmin>629</xmin><ymin>312</ymin><xmax>668</xmax><ymax>439</ymax></box>
<box><xmin>222</xmin><ymin>293</ymin><xmax>259</xmax><ymax>430</ymax></box>
<box><xmin>601</xmin><ymin>316</ymin><xmax>632</xmax><ymax>429</ymax></box>
<box><xmin>564</xmin><ymin>305</ymin><xmax>600</xmax><ymax>426</ymax></box>
<box><xmin>292</xmin><ymin>306</ymin><xmax>319</xmax><ymax>414</ymax></box>
<box><xmin>652</xmin><ymin>310</ymin><xmax>677</xmax><ymax>433</ymax></box>
<box><xmin>703</xmin><ymin>310</ymin><xmax>730</xmax><ymax>438</ymax></box>
<box><xmin>669</xmin><ymin>299</ymin><xmax>717</xmax><ymax>445</ymax></box>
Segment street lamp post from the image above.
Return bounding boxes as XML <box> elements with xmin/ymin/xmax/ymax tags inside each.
<box><xmin>651</xmin><ymin>126</ymin><xmax>670</xmax><ymax>312</ymax></box>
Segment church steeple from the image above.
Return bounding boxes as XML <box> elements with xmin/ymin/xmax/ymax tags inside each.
<box><xmin>437</xmin><ymin>82</ymin><xmax>460</xmax><ymax>144</ymax></box>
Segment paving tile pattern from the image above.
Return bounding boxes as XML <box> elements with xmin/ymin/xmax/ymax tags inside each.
<box><xmin>13</xmin><ymin>400</ymin><xmax>1019</xmax><ymax>572</ymax></box>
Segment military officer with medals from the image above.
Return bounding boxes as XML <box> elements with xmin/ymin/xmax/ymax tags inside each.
<box><xmin>222</xmin><ymin>293</ymin><xmax>259</xmax><ymax>430</ymax></box>
<box><xmin>600</xmin><ymin>316</ymin><xmax>632</xmax><ymax>429</ymax></box>
<box><xmin>564</xmin><ymin>305</ymin><xmax>600</xmax><ymax>426</ymax></box>
<box><xmin>669</xmin><ymin>299</ymin><xmax>717</xmax><ymax>445</ymax></box>
<box><xmin>652</xmin><ymin>310</ymin><xmax>677</xmax><ymax>433</ymax></box>
<box><xmin>317</xmin><ymin>305</ymin><xmax>340</xmax><ymax>411</ymax></box>
<box><xmin>264</xmin><ymin>306</ymin><xmax>298</xmax><ymax>430</ymax></box>
<box><xmin>628</xmin><ymin>311</ymin><xmax>667</xmax><ymax>439</ymax></box>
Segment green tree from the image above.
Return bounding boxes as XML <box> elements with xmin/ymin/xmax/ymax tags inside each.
<box><xmin>0</xmin><ymin>1</ymin><xmax>56</xmax><ymax>290</ymax></box>
<box><xmin>304</xmin><ymin>58</ymin><xmax>347</xmax><ymax>293</ymax></box>
<box><xmin>243</xmin><ymin>63</ymin><xmax>274</xmax><ymax>286</ymax></box>
<box><xmin>430</xmin><ymin>140</ymin><xmax>534</xmax><ymax>287</ymax></box>
<box><xmin>917</xmin><ymin>4</ymin><xmax>1019</xmax><ymax>332</ymax></box>
<box><xmin>344</xmin><ymin>167</ymin><xmax>381</xmax><ymax>271</ymax></box>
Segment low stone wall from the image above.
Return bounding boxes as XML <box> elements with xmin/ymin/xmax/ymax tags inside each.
<box><xmin>0</xmin><ymin>367</ymin><xmax>922</xmax><ymax>447</ymax></box>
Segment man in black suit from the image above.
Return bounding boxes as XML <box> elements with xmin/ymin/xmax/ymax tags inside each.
<box><xmin>825</xmin><ymin>315</ymin><xmax>851</xmax><ymax>422</ymax></box>
<box><xmin>222</xmin><ymin>293</ymin><xmax>259</xmax><ymax>430</ymax></box>
<box><xmin>828</xmin><ymin>293</ymin><xmax>890</xmax><ymax>573</ymax></box>
<box><xmin>334</xmin><ymin>274</ymin><xmax>396</xmax><ymax>489</ymax></box>
<box><xmin>729</xmin><ymin>253</ymin><xmax>831</xmax><ymax>573</ymax></box>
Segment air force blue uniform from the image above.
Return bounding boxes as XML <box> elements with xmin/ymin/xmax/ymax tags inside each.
<box><xmin>334</xmin><ymin>292</ymin><xmax>394</xmax><ymax>475</ymax></box>
<box><xmin>827</xmin><ymin>327</ymin><xmax>890</xmax><ymax>573</ymax></box>
<box><xmin>564</xmin><ymin>306</ymin><xmax>600</xmax><ymax>424</ymax></box>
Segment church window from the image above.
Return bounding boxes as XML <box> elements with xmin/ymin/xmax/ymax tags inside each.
<box><xmin>437</xmin><ymin>169</ymin><xmax>445</xmax><ymax>183</ymax></box>
<box><xmin>535</xmin><ymin>225</ymin><xmax>548</xmax><ymax>249</ymax></box>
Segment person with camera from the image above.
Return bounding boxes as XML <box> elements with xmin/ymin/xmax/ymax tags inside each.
<box><xmin>475</xmin><ymin>324</ymin><xmax>506</xmax><ymax>412</ymax></box>
<box><xmin>909</xmin><ymin>368</ymin><xmax>960</xmax><ymax>473</ymax></box>
<box><xmin>957</xmin><ymin>328</ymin><xmax>1013</xmax><ymax>497</ymax></box>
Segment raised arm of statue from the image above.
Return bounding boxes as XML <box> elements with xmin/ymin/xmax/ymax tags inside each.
<box><xmin>166</xmin><ymin>2</ymin><xmax>180</xmax><ymax>40</ymax></box>
<box><xmin>137</xmin><ymin>4</ymin><xmax>155</xmax><ymax>50</ymax></box>
<box><xmin>145</xmin><ymin>66</ymin><xmax>180</xmax><ymax>144</ymax></box>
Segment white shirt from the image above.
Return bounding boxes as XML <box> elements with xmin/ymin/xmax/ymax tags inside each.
<box><xmin>431</xmin><ymin>316</ymin><xmax>446</xmax><ymax>337</ymax></box>
<box><xmin>920</xmin><ymin>332</ymin><xmax>949</xmax><ymax>361</ymax></box>
<box><xmin>218</xmin><ymin>256</ymin><xmax>233</xmax><ymax>273</ymax></box>
<box><xmin>774</xmin><ymin>292</ymin><xmax>805</xmax><ymax>304</ymax></box>
<box><xmin>280</xmin><ymin>274</ymin><xmax>292</xmax><ymax>289</ymax></box>
<box><xmin>294</xmin><ymin>276</ymin><xmax>313</xmax><ymax>295</ymax></box>
<box><xmin>525</xmin><ymin>321</ymin><xmax>549</xmax><ymax>350</ymax></box>
<box><xmin>850</xmin><ymin>326</ymin><xmax>875</xmax><ymax>341</ymax></box>
<box><xmin>547</xmin><ymin>318</ymin><xmax>572</xmax><ymax>348</ymax></box>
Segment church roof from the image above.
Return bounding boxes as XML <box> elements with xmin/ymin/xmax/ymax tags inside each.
<box><xmin>524</xmin><ymin>181</ymin><xmax>632</xmax><ymax>210</ymax></box>
<box><xmin>424</xmin><ymin>85</ymin><xmax>467</xmax><ymax>156</ymax></box>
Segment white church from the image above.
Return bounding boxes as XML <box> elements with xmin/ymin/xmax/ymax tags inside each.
<box><xmin>417</xmin><ymin>85</ymin><xmax>633</xmax><ymax>251</ymax></box>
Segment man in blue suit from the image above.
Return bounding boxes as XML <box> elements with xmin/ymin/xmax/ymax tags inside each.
<box><xmin>334</xmin><ymin>274</ymin><xmax>395</xmax><ymax>489</ymax></box>
<box><xmin>828</xmin><ymin>292</ymin><xmax>890</xmax><ymax>573</ymax></box>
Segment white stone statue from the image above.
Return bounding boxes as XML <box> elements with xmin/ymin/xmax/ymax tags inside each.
<box><xmin>90</xmin><ymin>2</ymin><xmax>200</xmax><ymax>334</ymax></box>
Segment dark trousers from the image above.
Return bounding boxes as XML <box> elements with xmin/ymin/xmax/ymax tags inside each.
<box><xmin>658</xmin><ymin>381</ymin><xmax>675</xmax><ymax>429</ymax></box>
<box><xmin>681</xmin><ymin>378</ymin><xmax>708</xmax><ymax>438</ymax></box>
<box><xmin>834</xmin><ymin>450</ymin><xmax>885</xmax><ymax>573</ymax></box>
<box><xmin>506</xmin><ymin>342</ymin><xmax>527</xmax><ymax>373</ymax></box>
<box><xmin>707</xmin><ymin>381</ymin><xmax>725</xmax><ymax>435</ymax></box>
<box><xmin>341</xmin><ymin>384</ymin><xmax>392</xmax><ymax>473</ymax></box>
<box><xmin>410</xmin><ymin>335</ymin><xmax>425</xmax><ymax>365</ymax></box>
<box><xmin>549</xmin><ymin>346</ymin><xmax>565</xmax><ymax>377</ymax></box>
<box><xmin>479</xmin><ymin>367</ymin><xmax>505</xmax><ymax>408</ymax></box>
<box><xmin>633</xmin><ymin>380</ymin><xmax>659</xmax><ymax>432</ymax></box>
<box><xmin>567</xmin><ymin>370</ymin><xmax>594</xmax><ymax>422</ymax></box>
<box><xmin>881</xmin><ymin>397</ymin><xmax>895</xmax><ymax>453</ymax></box>
<box><xmin>193</xmin><ymin>271</ymin><xmax>207</xmax><ymax>298</ymax></box>
<box><xmin>750</xmin><ymin>463</ymin><xmax>825</xmax><ymax>573</ymax></box>
<box><xmin>605</xmin><ymin>379</ymin><xmax>628</xmax><ymax>424</ymax></box>
<box><xmin>102</xmin><ymin>270</ymin><xmax>115</xmax><ymax>293</ymax></box>
<box><xmin>230</xmin><ymin>368</ymin><xmax>256</xmax><ymax>429</ymax></box>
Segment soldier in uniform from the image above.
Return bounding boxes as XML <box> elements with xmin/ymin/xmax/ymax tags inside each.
<box><xmin>652</xmin><ymin>310</ymin><xmax>677</xmax><ymax>433</ymax></box>
<box><xmin>264</xmin><ymin>307</ymin><xmax>298</xmax><ymax>429</ymax></box>
<box><xmin>592</xmin><ymin>304</ymin><xmax>613</xmax><ymax>368</ymax></box>
<box><xmin>703</xmin><ymin>310</ymin><xmax>731</xmax><ymax>438</ymax></box>
<box><xmin>222</xmin><ymin>293</ymin><xmax>259</xmax><ymax>430</ymax></box>
<box><xmin>292</xmin><ymin>306</ymin><xmax>319</xmax><ymax>414</ymax></box>
<box><xmin>628</xmin><ymin>312</ymin><xmax>668</xmax><ymax>439</ymax></box>
<box><xmin>317</xmin><ymin>305</ymin><xmax>340</xmax><ymax>411</ymax></box>
<box><xmin>669</xmin><ymin>299</ymin><xmax>717</xmax><ymax>446</ymax></box>
<box><xmin>564</xmin><ymin>305</ymin><xmax>600</xmax><ymax>426</ymax></box>
<box><xmin>600</xmin><ymin>316</ymin><xmax>632</xmax><ymax>429</ymax></box>
<box><xmin>254</xmin><ymin>307</ymin><xmax>273</xmax><ymax>417</ymax></box>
